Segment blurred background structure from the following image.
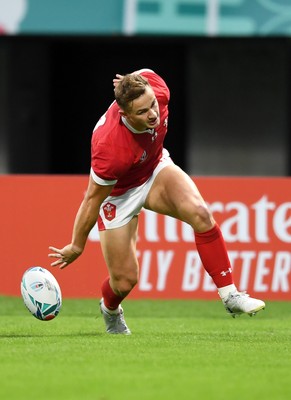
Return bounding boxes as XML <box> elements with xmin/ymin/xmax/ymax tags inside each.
<box><xmin>0</xmin><ymin>0</ymin><xmax>291</xmax><ymax>176</ymax></box>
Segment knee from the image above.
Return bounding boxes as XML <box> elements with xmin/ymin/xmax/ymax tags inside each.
<box><xmin>111</xmin><ymin>271</ymin><xmax>138</xmax><ymax>297</ymax></box>
<box><xmin>189</xmin><ymin>202</ymin><xmax>215</xmax><ymax>232</ymax></box>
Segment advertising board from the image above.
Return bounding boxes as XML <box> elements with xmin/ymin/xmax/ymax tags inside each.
<box><xmin>1</xmin><ymin>175</ymin><xmax>290</xmax><ymax>300</ymax></box>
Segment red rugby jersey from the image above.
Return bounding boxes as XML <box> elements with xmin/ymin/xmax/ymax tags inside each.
<box><xmin>91</xmin><ymin>69</ymin><xmax>170</xmax><ymax>196</ymax></box>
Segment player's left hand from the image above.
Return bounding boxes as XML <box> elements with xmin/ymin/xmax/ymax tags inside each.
<box><xmin>113</xmin><ymin>74</ymin><xmax>124</xmax><ymax>88</ymax></box>
<box><xmin>48</xmin><ymin>244</ymin><xmax>82</xmax><ymax>269</ymax></box>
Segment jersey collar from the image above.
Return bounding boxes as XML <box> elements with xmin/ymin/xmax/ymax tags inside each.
<box><xmin>121</xmin><ymin>116</ymin><xmax>154</xmax><ymax>135</ymax></box>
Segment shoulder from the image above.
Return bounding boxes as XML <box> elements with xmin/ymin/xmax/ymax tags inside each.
<box><xmin>135</xmin><ymin>68</ymin><xmax>170</xmax><ymax>103</ymax></box>
<box><xmin>135</xmin><ymin>68</ymin><xmax>166</xmax><ymax>86</ymax></box>
<box><xmin>92</xmin><ymin>102</ymin><xmax>120</xmax><ymax>144</ymax></box>
<box><xmin>91</xmin><ymin>110</ymin><xmax>135</xmax><ymax>177</ymax></box>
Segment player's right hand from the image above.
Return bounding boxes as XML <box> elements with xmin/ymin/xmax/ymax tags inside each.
<box><xmin>113</xmin><ymin>74</ymin><xmax>124</xmax><ymax>88</ymax></box>
<box><xmin>48</xmin><ymin>244</ymin><xmax>82</xmax><ymax>269</ymax></box>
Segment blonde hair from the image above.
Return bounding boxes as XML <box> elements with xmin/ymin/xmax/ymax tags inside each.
<box><xmin>114</xmin><ymin>74</ymin><xmax>150</xmax><ymax>112</ymax></box>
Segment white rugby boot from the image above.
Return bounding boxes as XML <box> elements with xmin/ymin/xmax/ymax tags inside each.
<box><xmin>100</xmin><ymin>298</ymin><xmax>131</xmax><ymax>335</ymax></box>
<box><xmin>222</xmin><ymin>290</ymin><xmax>265</xmax><ymax>318</ymax></box>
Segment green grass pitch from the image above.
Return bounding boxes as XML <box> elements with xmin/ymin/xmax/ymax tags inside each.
<box><xmin>0</xmin><ymin>296</ymin><xmax>290</xmax><ymax>400</ymax></box>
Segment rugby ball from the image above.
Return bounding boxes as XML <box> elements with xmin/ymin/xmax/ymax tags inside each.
<box><xmin>21</xmin><ymin>266</ymin><xmax>62</xmax><ymax>321</ymax></box>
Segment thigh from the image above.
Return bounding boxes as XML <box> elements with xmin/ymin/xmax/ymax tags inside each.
<box><xmin>144</xmin><ymin>164</ymin><xmax>214</xmax><ymax>229</ymax></box>
<box><xmin>99</xmin><ymin>216</ymin><xmax>139</xmax><ymax>279</ymax></box>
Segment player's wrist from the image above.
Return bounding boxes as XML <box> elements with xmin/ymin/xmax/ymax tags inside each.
<box><xmin>71</xmin><ymin>244</ymin><xmax>83</xmax><ymax>255</ymax></box>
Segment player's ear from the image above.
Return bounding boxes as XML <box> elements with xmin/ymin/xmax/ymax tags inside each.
<box><xmin>119</xmin><ymin>109</ymin><xmax>127</xmax><ymax>117</ymax></box>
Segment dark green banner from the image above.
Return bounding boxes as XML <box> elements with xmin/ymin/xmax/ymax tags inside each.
<box><xmin>1</xmin><ymin>0</ymin><xmax>291</xmax><ymax>36</ymax></box>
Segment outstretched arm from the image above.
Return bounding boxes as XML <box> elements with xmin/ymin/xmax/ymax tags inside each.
<box><xmin>48</xmin><ymin>175</ymin><xmax>113</xmax><ymax>269</ymax></box>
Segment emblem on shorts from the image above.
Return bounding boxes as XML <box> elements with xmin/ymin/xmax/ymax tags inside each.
<box><xmin>103</xmin><ymin>202</ymin><xmax>116</xmax><ymax>221</ymax></box>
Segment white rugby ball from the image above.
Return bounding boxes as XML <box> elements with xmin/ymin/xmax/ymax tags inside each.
<box><xmin>21</xmin><ymin>266</ymin><xmax>62</xmax><ymax>321</ymax></box>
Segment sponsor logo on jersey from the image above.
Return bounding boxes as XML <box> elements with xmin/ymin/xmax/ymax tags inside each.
<box><xmin>139</xmin><ymin>150</ymin><xmax>148</xmax><ymax>163</ymax></box>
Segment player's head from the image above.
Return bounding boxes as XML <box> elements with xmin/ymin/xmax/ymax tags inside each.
<box><xmin>114</xmin><ymin>74</ymin><xmax>149</xmax><ymax>111</ymax></box>
<box><xmin>115</xmin><ymin>74</ymin><xmax>160</xmax><ymax>131</ymax></box>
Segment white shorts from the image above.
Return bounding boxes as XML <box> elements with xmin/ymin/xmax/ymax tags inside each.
<box><xmin>98</xmin><ymin>149</ymin><xmax>174</xmax><ymax>230</ymax></box>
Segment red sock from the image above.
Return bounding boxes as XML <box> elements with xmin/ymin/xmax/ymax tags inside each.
<box><xmin>194</xmin><ymin>224</ymin><xmax>234</xmax><ymax>288</ymax></box>
<box><xmin>101</xmin><ymin>277</ymin><xmax>125</xmax><ymax>310</ymax></box>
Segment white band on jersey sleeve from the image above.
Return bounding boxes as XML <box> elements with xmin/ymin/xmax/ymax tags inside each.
<box><xmin>90</xmin><ymin>167</ymin><xmax>117</xmax><ymax>186</ymax></box>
